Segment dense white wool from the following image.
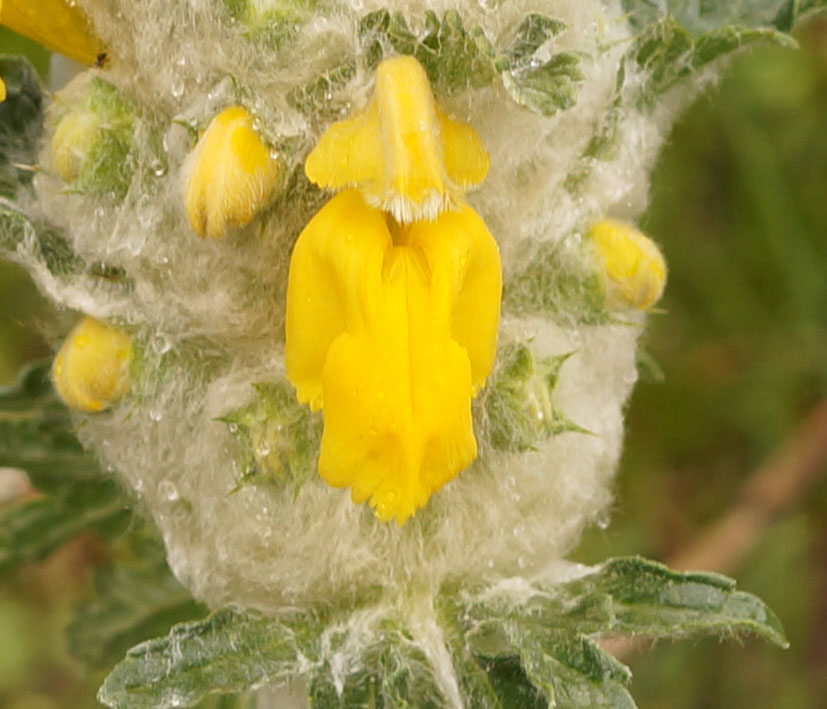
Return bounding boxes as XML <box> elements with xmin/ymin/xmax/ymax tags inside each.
<box><xmin>13</xmin><ymin>0</ymin><xmax>696</xmax><ymax>616</ymax></box>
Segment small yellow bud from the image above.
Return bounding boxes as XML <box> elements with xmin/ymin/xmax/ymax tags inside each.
<box><xmin>588</xmin><ymin>218</ymin><xmax>667</xmax><ymax>311</ymax></box>
<box><xmin>51</xmin><ymin>111</ymin><xmax>99</xmax><ymax>183</ymax></box>
<box><xmin>52</xmin><ymin>317</ymin><xmax>132</xmax><ymax>413</ymax></box>
<box><xmin>183</xmin><ymin>106</ymin><xmax>281</xmax><ymax>239</ymax></box>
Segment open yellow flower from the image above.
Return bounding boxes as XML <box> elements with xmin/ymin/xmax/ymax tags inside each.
<box><xmin>0</xmin><ymin>0</ymin><xmax>103</xmax><ymax>66</ymax></box>
<box><xmin>0</xmin><ymin>0</ymin><xmax>104</xmax><ymax>102</ymax></box>
<box><xmin>286</xmin><ymin>56</ymin><xmax>501</xmax><ymax>525</ymax></box>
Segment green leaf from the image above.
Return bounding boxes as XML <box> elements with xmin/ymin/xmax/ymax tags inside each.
<box><xmin>0</xmin><ymin>360</ymin><xmax>97</xmax><ymax>491</ymax></box>
<box><xmin>1</xmin><ymin>204</ymin><xmax>133</xmax><ymax>288</ymax></box>
<box><xmin>505</xmin><ymin>14</ymin><xmax>568</xmax><ymax>67</ymax></box>
<box><xmin>0</xmin><ymin>476</ymin><xmax>131</xmax><ymax>576</ymax></box>
<box><xmin>467</xmin><ymin>557</ymin><xmax>789</xmax><ymax>648</ymax></box>
<box><xmin>456</xmin><ymin>557</ymin><xmax>786</xmax><ymax>707</ymax></box>
<box><xmin>0</xmin><ymin>360</ymin><xmax>133</xmax><ymax>576</ymax></box>
<box><xmin>355</xmin><ymin>8</ymin><xmax>580</xmax><ymax>115</ymax></box>
<box><xmin>98</xmin><ymin>608</ymin><xmax>322</xmax><ymax>709</ymax></box>
<box><xmin>632</xmin><ymin>16</ymin><xmax>795</xmax><ymax>103</ymax></box>
<box><xmin>220</xmin><ymin>380</ymin><xmax>321</xmax><ymax>493</ymax></box>
<box><xmin>501</xmin><ymin>52</ymin><xmax>584</xmax><ymax>117</ymax></box>
<box><xmin>565</xmin><ymin>557</ymin><xmax>789</xmax><ymax>645</ymax></box>
<box><xmin>413</xmin><ymin>10</ymin><xmax>497</xmax><ymax>94</ymax></box>
<box><xmin>287</xmin><ymin>61</ymin><xmax>356</xmax><ymax>120</ymax></box>
<box><xmin>68</xmin><ymin>537</ymin><xmax>207</xmax><ymax>669</ymax></box>
<box><xmin>621</xmin><ymin>0</ymin><xmax>803</xmax><ymax>33</ymax></box>
<box><xmin>0</xmin><ymin>55</ymin><xmax>44</xmax><ymax>199</ymax></box>
<box><xmin>0</xmin><ymin>203</ymin><xmax>84</xmax><ymax>276</ymax></box>
<box><xmin>308</xmin><ymin>627</ymin><xmax>446</xmax><ymax>708</ymax></box>
<box><xmin>512</xmin><ymin>632</ymin><xmax>634</xmax><ymax>708</ymax></box>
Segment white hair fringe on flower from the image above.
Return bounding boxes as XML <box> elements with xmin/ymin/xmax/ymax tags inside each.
<box><xmin>0</xmin><ymin>0</ymin><xmax>813</xmax><ymax>707</ymax></box>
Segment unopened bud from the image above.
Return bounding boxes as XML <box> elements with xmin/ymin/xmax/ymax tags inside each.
<box><xmin>183</xmin><ymin>106</ymin><xmax>281</xmax><ymax>239</ymax></box>
<box><xmin>52</xmin><ymin>316</ymin><xmax>132</xmax><ymax>413</ymax></box>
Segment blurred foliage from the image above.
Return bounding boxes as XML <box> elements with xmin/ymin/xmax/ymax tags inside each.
<box><xmin>1</xmin><ymin>13</ymin><xmax>827</xmax><ymax>709</ymax></box>
<box><xmin>576</xmin><ymin>17</ymin><xmax>827</xmax><ymax>709</ymax></box>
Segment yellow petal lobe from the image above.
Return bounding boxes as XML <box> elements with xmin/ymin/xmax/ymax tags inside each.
<box><xmin>1</xmin><ymin>0</ymin><xmax>104</xmax><ymax>65</ymax></box>
<box><xmin>52</xmin><ymin>316</ymin><xmax>132</xmax><ymax>413</ymax></box>
<box><xmin>184</xmin><ymin>106</ymin><xmax>281</xmax><ymax>239</ymax></box>
<box><xmin>285</xmin><ymin>190</ymin><xmax>501</xmax><ymax>524</ymax></box>
<box><xmin>589</xmin><ymin>218</ymin><xmax>667</xmax><ymax>310</ymax></box>
<box><xmin>304</xmin><ymin>55</ymin><xmax>489</xmax><ymax>222</ymax></box>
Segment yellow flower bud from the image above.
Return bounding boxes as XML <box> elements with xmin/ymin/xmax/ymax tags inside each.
<box><xmin>1</xmin><ymin>0</ymin><xmax>104</xmax><ymax>66</ymax></box>
<box><xmin>588</xmin><ymin>218</ymin><xmax>667</xmax><ymax>311</ymax></box>
<box><xmin>51</xmin><ymin>111</ymin><xmax>99</xmax><ymax>183</ymax></box>
<box><xmin>183</xmin><ymin>106</ymin><xmax>281</xmax><ymax>239</ymax></box>
<box><xmin>52</xmin><ymin>316</ymin><xmax>132</xmax><ymax>413</ymax></box>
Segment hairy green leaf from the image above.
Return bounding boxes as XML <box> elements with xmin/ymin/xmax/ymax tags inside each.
<box><xmin>0</xmin><ymin>361</ymin><xmax>132</xmax><ymax>576</ymax></box>
<box><xmin>98</xmin><ymin>608</ymin><xmax>322</xmax><ymax>708</ymax></box>
<box><xmin>622</xmin><ymin>0</ymin><xmax>804</xmax><ymax>32</ymax></box>
<box><xmin>308</xmin><ymin>627</ymin><xmax>446</xmax><ymax>709</ymax></box>
<box><xmin>0</xmin><ymin>477</ymin><xmax>130</xmax><ymax>575</ymax></box>
<box><xmin>356</xmin><ymin>8</ymin><xmax>580</xmax><ymax>115</ymax></box>
<box><xmin>632</xmin><ymin>16</ymin><xmax>794</xmax><ymax>102</ymax></box>
<box><xmin>0</xmin><ymin>360</ymin><xmax>98</xmax><ymax>491</ymax></box>
<box><xmin>0</xmin><ymin>56</ymin><xmax>43</xmax><ymax>199</ymax></box>
<box><xmin>68</xmin><ymin>538</ymin><xmax>207</xmax><ymax>669</ymax></box>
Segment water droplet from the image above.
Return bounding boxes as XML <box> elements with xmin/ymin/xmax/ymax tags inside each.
<box><xmin>158</xmin><ymin>480</ymin><xmax>180</xmax><ymax>502</ymax></box>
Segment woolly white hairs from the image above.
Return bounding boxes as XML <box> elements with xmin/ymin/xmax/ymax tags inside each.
<box><xmin>17</xmin><ymin>0</ymin><xmax>691</xmax><ymax>616</ymax></box>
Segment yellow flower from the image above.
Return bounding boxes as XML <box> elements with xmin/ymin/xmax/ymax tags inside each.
<box><xmin>305</xmin><ymin>55</ymin><xmax>489</xmax><ymax>223</ymax></box>
<box><xmin>589</xmin><ymin>218</ymin><xmax>667</xmax><ymax>311</ymax></box>
<box><xmin>0</xmin><ymin>0</ymin><xmax>104</xmax><ymax>66</ymax></box>
<box><xmin>183</xmin><ymin>106</ymin><xmax>281</xmax><ymax>239</ymax></box>
<box><xmin>286</xmin><ymin>56</ymin><xmax>501</xmax><ymax>525</ymax></box>
<box><xmin>52</xmin><ymin>316</ymin><xmax>132</xmax><ymax>413</ymax></box>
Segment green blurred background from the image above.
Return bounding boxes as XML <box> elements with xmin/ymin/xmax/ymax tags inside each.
<box><xmin>2</xmin><ymin>19</ymin><xmax>826</xmax><ymax>709</ymax></box>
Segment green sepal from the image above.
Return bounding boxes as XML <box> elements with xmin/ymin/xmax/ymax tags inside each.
<box><xmin>68</xmin><ymin>533</ymin><xmax>208</xmax><ymax>669</ymax></box>
<box><xmin>0</xmin><ymin>55</ymin><xmax>44</xmax><ymax>199</ymax></box>
<box><xmin>503</xmin><ymin>238</ymin><xmax>610</xmax><ymax>324</ymax></box>
<box><xmin>483</xmin><ymin>343</ymin><xmax>589</xmax><ymax>453</ymax></box>
<box><xmin>223</xmin><ymin>0</ymin><xmax>322</xmax><ymax>45</ymax></box>
<box><xmin>98</xmin><ymin>608</ymin><xmax>323</xmax><ymax>709</ymax></box>
<box><xmin>220</xmin><ymin>380</ymin><xmax>322</xmax><ymax>493</ymax></box>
